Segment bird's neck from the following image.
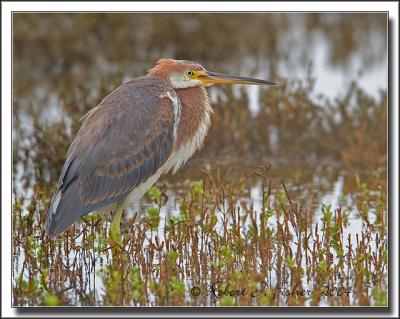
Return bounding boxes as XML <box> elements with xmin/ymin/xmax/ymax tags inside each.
<box><xmin>174</xmin><ymin>86</ymin><xmax>213</xmax><ymax>151</ymax></box>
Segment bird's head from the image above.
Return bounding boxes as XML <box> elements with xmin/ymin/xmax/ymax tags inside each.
<box><xmin>148</xmin><ymin>59</ymin><xmax>277</xmax><ymax>89</ymax></box>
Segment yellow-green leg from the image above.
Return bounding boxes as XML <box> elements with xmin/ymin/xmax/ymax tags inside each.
<box><xmin>109</xmin><ymin>204</ymin><xmax>129</xmax><ymax>265</ymax></box>
<box><xmin>109</xmin><ymin>203</ymin><xmax>124</xmax><ymax>248</ymax></box>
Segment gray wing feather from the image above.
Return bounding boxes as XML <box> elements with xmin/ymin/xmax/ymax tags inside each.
<box><xmin>45</xmin><ymin>77</ymin><xmax>176</xmax><ymax>237</ymax></box>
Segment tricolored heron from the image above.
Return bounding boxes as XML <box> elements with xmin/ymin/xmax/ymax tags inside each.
<box><xmin>45</xmin><ymin>59</ymin><xmax>277</xmax><ymax>244</ymax></box>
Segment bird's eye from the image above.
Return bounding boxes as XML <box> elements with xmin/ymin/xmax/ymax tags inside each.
<box><xmin>186</xmin><ymin>70</ymin><xmax>194</xmax><ymax>77</ymax></box>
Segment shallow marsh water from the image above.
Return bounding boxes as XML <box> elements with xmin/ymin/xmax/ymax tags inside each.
<box><xmin>12</xmin><ymin>13</ymin><xmax>387</xmax><ymax>306</ymax></box>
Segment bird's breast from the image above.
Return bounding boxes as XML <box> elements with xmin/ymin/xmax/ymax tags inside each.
<box><xmin>168</xmin><ymin>86</ymin><xmax>213</xmax><ymax>174</ymax></box>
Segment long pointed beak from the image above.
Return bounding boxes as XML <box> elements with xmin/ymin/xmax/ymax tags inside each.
<box><xmin>198</xmin><ymin>70</ymin><xmax>278</xmax><ymax>86</ymax></box>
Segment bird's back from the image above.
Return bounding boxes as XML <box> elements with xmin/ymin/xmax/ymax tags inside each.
<box><xmin>45</xmin><ymin>76</ymin><xmax>178</xmax><ymax>237</ymax></box>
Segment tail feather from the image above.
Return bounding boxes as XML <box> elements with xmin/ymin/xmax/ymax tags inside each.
<box><xmin>45</xmin><ymin>179</ymin><xmax>122</xmax><ymax>238</ymax></box>
<box><xmin>45</xmin><ymin>181</ymin><xmax>86</xmax><ymax>238</ymax></box>
<box><xmin>45</xmin><ymin>189</ymin><xmax>62</xmax><ymax>237</ymax></box>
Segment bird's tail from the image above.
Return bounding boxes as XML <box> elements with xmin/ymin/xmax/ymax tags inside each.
<box><xmin>45</xmin><ymin>180</ymin><xmax>98</xmax><ymax>238</ymax></box>
<box><xmin>45</xmin><ymin>181</ymin><xmax>83</xmax><ymax>238</ymax></box>
<box><xmin>45</xmin><ymin>188</ymin><xmax>62</xmax><ymax>238</ymax></box>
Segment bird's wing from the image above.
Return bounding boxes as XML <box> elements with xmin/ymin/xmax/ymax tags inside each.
<box><xmin>45</xmin><ymin>77</ymin><xmax>178</xmax><ymax>237</ymax></box>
